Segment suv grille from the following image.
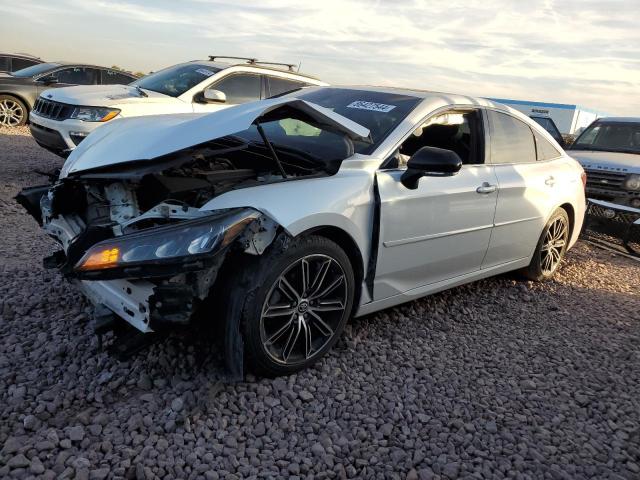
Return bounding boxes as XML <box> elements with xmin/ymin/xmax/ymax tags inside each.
<box><xmin>33</xmin><ymin>98</ymin><xmax>74</xmax><ymax>121</ymax></box>
<box><xmin>584</xmin><ymin>168</ymin><xmax>627</xmax><ymax>192</ymax></box>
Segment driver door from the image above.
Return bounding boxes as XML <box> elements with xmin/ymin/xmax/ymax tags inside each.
<box><xmin>373</xmin><ymin>108</ymin><xmax>498</xmax><ymax>300</ymax></box>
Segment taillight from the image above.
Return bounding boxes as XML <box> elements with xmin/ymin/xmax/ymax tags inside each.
<box><xmin>581</xmin><ymin>171</ymin><xmax>587</xmax><ymax>189</ymax></box>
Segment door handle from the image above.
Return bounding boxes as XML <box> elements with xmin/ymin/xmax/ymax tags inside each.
<box><xmin>545</xmin><ymin>176</ymin><xmax>555</xmax><ymax>186</ymax></box>
<box><xmin>476</xmin><ymin>182</ymin><xmax>497</xmax><ymax>194</ymax></box>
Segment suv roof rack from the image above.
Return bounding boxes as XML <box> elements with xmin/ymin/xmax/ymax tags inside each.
<box><xmin>208</xmin><ymin>56</ymin><xmax>297</xmax><ymax>72</ymax></box>
<box><xmin>209</xmin><ymin>56</ymin><xmax>258</xmax><ymax>63</ymax></box>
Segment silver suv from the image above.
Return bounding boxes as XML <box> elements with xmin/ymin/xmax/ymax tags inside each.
<box><xmin>569</xmin><ymin>117</ymin><xmax>640</xmax><ymax>208</ymax></box>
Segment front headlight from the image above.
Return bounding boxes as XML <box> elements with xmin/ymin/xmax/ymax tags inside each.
<box><xmin>75</xmin><ymin>209</ymin><xmax>259</xmax><ymax>273</ymax></box>
<box><xmin>623</xmin><ymin>174</ymin><xmax>640</xmax><ymax>191</ymax></box>
<box><xmin>70</xmin><ymin>107</ymin><xmax>120</xmax><ymax>122</ymax></box>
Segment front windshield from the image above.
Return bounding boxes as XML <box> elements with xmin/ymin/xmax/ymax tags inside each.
<box><xmin>12</xmin><ymin>62</ymin><xmax>61</xmax><ymax>78</ymax></box>
<box><xmin>132</xmin><ymin>63</ymin><xmax>221</xmax><ymax>97</ymax></box>
<box><xmin>291</xmin><ymin>88</ymin><xmax>422</xmax><ymax>154</ymax></box>
<box><xmin>571</xmin><ymin>121</ymin><xmax>640</xmax><ymax>154</ymax></box>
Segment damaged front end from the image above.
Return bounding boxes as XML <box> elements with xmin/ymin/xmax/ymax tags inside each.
<box><xmin>16</xmin><ymin>97</ymin><xmax>370</xmax><ymax>375</ymax></box>
<box><xmin>16</xmin><ymin>179</ymin><xmax>276</xmax><ymax>333</ymax></box>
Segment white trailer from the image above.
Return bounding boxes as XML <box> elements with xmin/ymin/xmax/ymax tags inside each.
<box><xmin>487</xmin><ymin>98</ymin><xmax>606</xmax><ymax>135</ymax></box>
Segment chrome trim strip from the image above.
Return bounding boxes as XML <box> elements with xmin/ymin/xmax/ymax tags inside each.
<box><xmin>494</xmin><ymin>216</ymin><xmax>542</xmax><ymax>227</ymax></box>
<box><xmin>384</xmin><ymin>215</ymin><xmax>542</xmax><ymax>248</ymax></box>
<box><xmin>383</xmin><ymin>224</ymin><xmax>493</xmax><ymax>247</ymax></box>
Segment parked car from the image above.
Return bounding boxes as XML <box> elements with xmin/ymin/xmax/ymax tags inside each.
<box><xmin>530</xmin><ymin>114</ymin><xmax>566</xmax><ymax>148</ymax></box>
<box><xmin>0</xmin><ymin>62</ymin><xmax>137</xmax><ymax>128</ymax></box>
<box><xmin>0</xmin><ymin>53</ymin><xmax>43</xmax><ymax>73</ymax></box>
<box><xmin>569</xmin><ymin>117</ymin><xmax>640</xmax><ymax>208</ymax></box>
<box><xmin>28</xmin><ymin>56</ymin><xmax>327</xmax><ymax>157</ymax></box>
<box><xmin>17</xmin><ymin>86</ymin><xmax>586</xmax><ymax>377</ymax></box>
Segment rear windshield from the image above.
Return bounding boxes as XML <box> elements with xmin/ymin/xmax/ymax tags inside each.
<box><xmin>132</xmin><ymin>63</ymin><xmax>221</xmax><ymax>97</ymax></box>
<box><xmin>572</xmin><ymin>121</ymin><xmax>640</xmax><ymax>154</ymax></box>
<box><xmin>12</xmin><ymin>62</ymin><xmax>61</xmax><ymax>78</ymax></box>
<box><xmin>291</xmin><ymin>88</ymin><xmax>422</xmax><ymax>154</ymax></box>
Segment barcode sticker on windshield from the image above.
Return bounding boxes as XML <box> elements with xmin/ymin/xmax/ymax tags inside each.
<box><xmin>196</xmin><ymin>68</ymin><xmax>215</xmax><ymax>77</ymax></box>
<box><xmin>347</xmin><ymin>101</ymin><xmax>396</xmax><ymax>113</ymax></box>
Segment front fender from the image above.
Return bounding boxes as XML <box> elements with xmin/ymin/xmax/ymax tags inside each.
<box><xmin>199</xmin><ymin>169</ymin><xmax>376</xmax><ymax>268</ymax></box>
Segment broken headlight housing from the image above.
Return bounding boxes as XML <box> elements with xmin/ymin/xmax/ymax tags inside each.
<box><xmin>75</xmin><ymin>208</ymin><xmax>259</xmax><ymax>275</ymax></box>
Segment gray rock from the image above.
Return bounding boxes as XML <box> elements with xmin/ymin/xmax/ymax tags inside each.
<box><xmin>67</xmin><ymin>425</ymin><xmax>85</xmax><ymax>442</ymax></box>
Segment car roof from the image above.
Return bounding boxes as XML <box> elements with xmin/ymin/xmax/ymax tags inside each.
<box><xmin>596</xmin><ymin>117</ymin><xmax>640</xmax><ymax>123</ymax></box>
<box><xmin>0</xmin><ymin>52</ymin><xmax>42</xmax><ymax>60</ymax></box>
<box><xmin>311</xmin><ymin>84</ymin><xmax>509</xmax><ymax>110</ymax></box>
<box><xmin>184</xmin><ymin>60</ymin><xmax>322</xmax><ymax>81</ymax></box>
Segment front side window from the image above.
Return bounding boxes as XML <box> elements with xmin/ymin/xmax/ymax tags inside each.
<box><xmin>0</xmin><ymin>56</ymin><xmax>8</xmax><ymax>71</ymax></box>
<box><xmin>387</xmin><ymin>110</ymin><xmax>484</xmax><ymax>168</ymax></box>
<box><xmin>102</xmin><ymin>69</ymin><xmax>135</xmax><ymax>85</ymax></box>
<box><xmin>212</xmin><ymin>74</ymin><xmax>262</xmax><ymax>104</ymax></box>
<box><xmin>292</xmin><ymin>88</ymin><xmax>422</xmax><ymax>155</ymax></box>
<box><xmin>132</xmin><ymin>63</ymin><xmax>221</xmax><ymax>97</ymax></box>
<box><xmin>267</xmin><ymin>76</ymin><xmax>306</xmax><ymax>97</ymax></box>
<box><xmin>571</xmin><ymin>122</ymin><xmax>640</xmax><ymax>154</ymax></box>
<box><xmin>488</xmin><ymin>111</ymin><xmax>536</xmax><ymax>164</ymax></box>
<box><xmin>53</xmin><ymin>67</ymin><xmax>98</xmax><ymax>85</ymax></box>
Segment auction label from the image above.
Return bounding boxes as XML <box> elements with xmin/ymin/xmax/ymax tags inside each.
<box><xmin>347</xmin><ymin>101</ymin><xmax>396</xmax><ymax>113</ymax></box>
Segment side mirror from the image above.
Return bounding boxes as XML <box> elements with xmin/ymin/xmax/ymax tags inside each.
<box><xmin>203</xmin><ymin>88</ymin><xmax>226</xmax><ymax>103</ymax></box>
<box><xmin>38</xmin><ymin>75</ymin><xmax>58</xmax><ymax>85</ymax></box>
<box><xmin>401</xmin><ymin>146</ymin><xmax>462</xmax><ymax>190</ymax></box>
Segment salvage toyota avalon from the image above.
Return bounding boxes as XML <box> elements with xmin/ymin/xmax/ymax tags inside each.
<box><xmin>17</xmin><ymin>86</ymin><xmax>586</xmax><ymax>377</ymax></box>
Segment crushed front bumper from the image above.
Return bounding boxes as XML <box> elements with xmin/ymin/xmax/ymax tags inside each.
<box><xmin>15</xmin><ymin>185</ymin><xmax>199</xmax><ymax>333</ymax></box>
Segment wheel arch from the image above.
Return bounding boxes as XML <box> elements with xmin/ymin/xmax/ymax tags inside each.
<box><xmin>0</xmin><ymin>92</ymin><xmax>31</xmax><ymax>110</ymax></box>
<box><xmin>559</xmin><ymin>202</ymin><xmax>576</xmax><ymax>239</ymax></box>
<box><xmin>297</xmin><ymin>225</ymin><xmax>365</xmax><ymax>318</ymax></box>
<box><xmin>0</xmin><ymin>92</ymin><xmax>31</xmax><ymax>124</ymax></box>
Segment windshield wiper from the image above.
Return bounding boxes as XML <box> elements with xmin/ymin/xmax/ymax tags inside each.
<box><xmin>134</xmin><ymin>85</ymin><xmax>148</xmax><ymax>97</ymax></box>
<box><xmin>255</xmin><ymin>121</ymin><xmax>288</xmax><ymax>178</ymax></box>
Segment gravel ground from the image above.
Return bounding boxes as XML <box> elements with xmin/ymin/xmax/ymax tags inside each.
<box><xmin>1</xmin><ymin>126</ymin><xmax>639</xmax><ymax>480</ymax></box>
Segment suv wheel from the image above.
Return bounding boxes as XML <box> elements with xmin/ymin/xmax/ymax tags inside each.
<box><xmin>0</xmin><ymin>95</ymin><xmax>27</xmax><ymax>127</ymax></box>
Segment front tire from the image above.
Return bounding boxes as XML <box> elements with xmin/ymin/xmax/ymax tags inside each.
<box><xmin>228</xmin><ymin>234</ymin><xmax>355</xmax><ymax>377</ymax></box>
<box><xmin>522</xmin><ymin>208</ymin><xmax>570</xmax><ymax>281</ymax></box>
<box><xmin>0</xmin><ymin>95</ymin><xmax>27</xmax><ymax>127</ymax></box>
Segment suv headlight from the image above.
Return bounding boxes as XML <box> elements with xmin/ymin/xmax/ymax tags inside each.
<box><xmin>75</xmin><ymin>209</ymin><xmax>259</xmax><ymax>274</ymax></box>
<box><xmin>624</xmin><ymin>174</ymin><xmax>640</xmax><ymax>191</ymax></box>
<box><xmin>70</xmin><ymin>107</ymin><xmax>120</xmax><ymax>122</ymax></box>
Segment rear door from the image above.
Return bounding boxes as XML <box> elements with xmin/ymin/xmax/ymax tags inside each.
<box><xmin>374</xmin><ymin>108</ymin><xmax>499</xmax><ymax>300</ymax></box>
<box><xmin>483</xmin><ymin>110</ymin><xmax>558</xmax><ymax>267</ymax></box>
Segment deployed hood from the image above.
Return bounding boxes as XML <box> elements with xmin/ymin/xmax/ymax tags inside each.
<box><xmin>42</xmin><ymin>84</ymin><xmax>177</xmax><ymax>106</ymax></box>
<box><xmin>61</xmin><ymin>97</ymin><xmax>371</xmax><ymax>177</ymax></box>
<box><xmin>569</xmin><ymin>150</ymin><xmax>640</xmax><ymax>173</ymax></box>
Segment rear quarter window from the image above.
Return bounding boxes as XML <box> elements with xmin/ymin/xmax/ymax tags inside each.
<box><xmin>488</xmin><ymin>111</ymin><xmax>537</xmax><ymax>164</ymax></box>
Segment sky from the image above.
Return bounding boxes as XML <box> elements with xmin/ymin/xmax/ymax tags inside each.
<box><xmin>1</xmin><ymin>0</ymin><xmax>639</xmax><ymax>115</ymax></box>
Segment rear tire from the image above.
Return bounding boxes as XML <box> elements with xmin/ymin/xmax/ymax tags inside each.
<box><xmin>521</xmin><ymin>208</ymin><xmax>570</xmax><ymax>281</ymax></box>
<box><xmin>0</xmin><ymin>95</ymin><xmax>27</xmax><ymax>127</ymax></box>
<box><xmin>226</xmin><ymin>234</ymin><xmax>355</xmax><ymax>377</ymax></box>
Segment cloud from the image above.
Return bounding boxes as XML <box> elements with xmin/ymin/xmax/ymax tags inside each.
<box><xmin>1</xmin><ymin>0</ymin><xmax>638</xmax><ymax>114</ymax></box>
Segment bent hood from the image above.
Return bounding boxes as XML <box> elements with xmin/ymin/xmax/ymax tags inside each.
<box><xmin>42</xmin><ymin>84</ymin><xmax>178</xmax><ymax>106</ymax></box>
<box><xmin>569</xmin><ymin>150</ymin><xmax>640</xmax><ymax>173</ymax></box>
<box><xmin>61</xmin><ymin>97</ymin><xmax>371</xmax><ymax>177</ymax></box>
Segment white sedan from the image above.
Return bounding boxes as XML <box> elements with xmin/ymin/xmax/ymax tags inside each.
<box><xmin>17</xmin><ymin>86</ymin><xmax>586</xmax><ymax>377</ymax></box>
